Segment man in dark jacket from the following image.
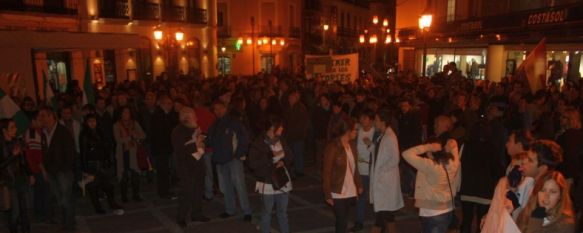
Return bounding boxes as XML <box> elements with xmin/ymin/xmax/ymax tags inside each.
<box><xmin>150</xmin><ymin>95</ymin><xmax>179</xmax><ymax>199</ymax></box>
<box><xmin>172</xmin><ymin>107</ymin><xmax>210</xmax><ymax>227</ymax></box>
<box><xmin>397</xmin><ymin>98</ymin><xmax>422</xmax><ymax>196</ymax></box>
<box><xmin>38</xmin><ymin>107</ymin><xmax>76</xmax><ymax>231</ymax></box>
<box><xmin>207</xmin><ymin>101</ymin><xmax>252</xmax><ymax>221</ymax></box>
<box><xmin>312</xmin><ymin>94</ymin><xmax>331</xmax><ymax>173</ymax></box>
<box><xmin>283</xmin><ymin>88</ymin><xmax>309</xmax><ymax>177</ymax></box>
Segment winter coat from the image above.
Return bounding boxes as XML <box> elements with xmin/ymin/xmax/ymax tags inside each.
<box><xmin>370</xmin><ymin>127</ymin><xmax>404</xmax><ymax>212</ymax></box>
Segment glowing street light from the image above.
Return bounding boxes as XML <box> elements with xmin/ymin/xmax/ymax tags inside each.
<box><xmin>323</xmin><ymin>24</ymin><xmax>329</xmax><ymax>31</ymax></box>
<box><xmin>382</xmin><ymin>18</ymin><xmax>389</xmax><ymax>27</ymax></box>
<box><xmin>175</xmin><ymin>30</ymin><xmax>184</xmax><ymax>41</ymax></box>
<box><xmin>154</xmin><ymin>27</ymin><xmax>163</xmax><ymax>41</ymax></box>
<box><xmin>372</xmin><ymin>15</ymin><xmax>379</xmax><ymax>25</ymax></box>
<box><xmin>359</xmin><ymin>34</ymin><xmax>365</xmax><ymax>44</ymax></box>
<box><xmin>418</xmin><ymin>14</ymin><xmax>432</xmax><ymax>77</ymax></box>
<box><xmin>418</xmin><ymin>14</ymin><xmax>432</xmax><ymax>30</ymax></box>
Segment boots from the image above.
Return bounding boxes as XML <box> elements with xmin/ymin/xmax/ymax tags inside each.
<box><xmin>120</xmin><ymin>172</ymin><xmax>129</xmax><ymax>203</ymax></box>
<box><xmin>386</xmin><ymin>222</ymin><xmax>398</xmax><ymax>233</ymax></box>
<box><xmin>87</xmin><ymin>183</ymin><xmax>106</xmax><ymax>214</ymax></box>
<box><xmin>131</xmin><ymin>171</ymin><xmax>142</xmax><ymax>202</ymax></box>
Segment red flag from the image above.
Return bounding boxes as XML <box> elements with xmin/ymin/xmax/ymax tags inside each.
<box><xmin>516</xmin><ymin>38</ymin><xmax>547</xmax><ymax>94</ymax></box>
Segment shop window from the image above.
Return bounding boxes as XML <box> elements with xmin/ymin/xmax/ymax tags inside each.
<box><xmin>218</xmin><ymin>56</ymin><xmax>231</xmax><ymax>75</ymax></box>
<box><xmin>261</xmin><ymin>54</ymin><xmax>275</xmax><ymax>73</ymax></box>
<box><xmin>103</xmin><ymin>50</ymin><xmax>117</xmax><ymax>83</ymax></box>
<box><xmin>47</xmin><ymin>51</ymin><xmax>71</xmax><ymax>93</ymax></box>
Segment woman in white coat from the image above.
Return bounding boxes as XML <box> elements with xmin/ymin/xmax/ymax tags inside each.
<box><xmin>370</xmin><ymin>109</ymin><xmax>404</xmax><ymax>233</ymax></box>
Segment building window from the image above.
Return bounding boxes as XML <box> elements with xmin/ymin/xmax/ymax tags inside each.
<box><xmin>218</xmin><ymin>56</ymin><xmax>231</xmax><ymax>75</ymax></box>
<box><xmin>447</xmin><ymin>0</ymin><xmax>456</xmax><ymax>22</ymax></box>
<box><xmin>218</xmin><ymin>2</ymin><xmax>227</xmax><ymax>27</ymax></box>
<box><xmin>261</xmin><ymin>54</ymin><xmax>275</xmax><ymax>73</ymax></box>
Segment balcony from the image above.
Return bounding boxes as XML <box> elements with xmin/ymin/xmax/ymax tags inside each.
<box><xmin>289</xmin><ymin>26</ymin><xmax>301</xmax><ymax>38</ymax></box>
<box><xmin>218</xmin><ymin>25</ymin><xmax>231</xmax><ymax>38</ymax></box>
<box><xmin>133</xmin><ymin>2</ymin><xmax>160</xmax><ymax>20</ymax></box>
<box><xmin>337</xmin><ymin>27</ymin><xmax>357</xmax><ymax>37</ymax></box>
<box><xmin>99</xmin><ymin>0</ymin><xmax>129</xmax><ymax>19</ymax></box>
<box><xmin>259</xmin><ymin>25</ymin><xmax>283</xmax><ymax>37</ymax></box>
<box><xmin>163</xmin><ymin>5</ymin><xmax>186</xmax><ymax>22</ymax></box>
<box><xmin>0</xmin><ymin>0</ymin><xmax>78</xmax><ymax>15</ymax></box>
<box><xmin>187</xmin><ymin>7</ymin><xmax>207</xmax><ymax>25</ymax></box>
<box><xmin>304</xmin><ymin>0</ymin><xmax>321</xmax><ymax>11</ymax></box>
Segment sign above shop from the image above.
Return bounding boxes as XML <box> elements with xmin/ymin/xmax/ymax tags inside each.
<box><xmin>527</xmin><ymin>9</ymin><xmax>568</xmax><ymax>25</ymax></box>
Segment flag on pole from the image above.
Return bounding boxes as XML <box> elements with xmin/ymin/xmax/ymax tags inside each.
<box><xmin>42</xmin><ymin>70</ymin><xmax>57</xmax><ymax>110</ymax></box>
<box><xmin>0</xmin><ymin>87</ymin><xmax>29</xmax><ymax>136</ymax></box>
<box><xmin>516</xmin><ymin>38</ymin><xmax>547</xmax><ymax>94</ymax></box>
<box><xmin>82</xmin><ymin>59</ymin><xmax>95</xmax><ymax>105</ymax></box>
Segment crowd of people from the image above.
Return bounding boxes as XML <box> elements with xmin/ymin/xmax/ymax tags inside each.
<box><xmin>0</xmin><ymin>64</ymin><xmax>583</xmax><ymax>233</ymax></box>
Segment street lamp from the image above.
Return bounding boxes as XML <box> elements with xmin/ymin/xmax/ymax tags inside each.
<box><xmin>418</xmin><ymin>14</ymin><xmax>432</xmax><ymax>77</ymax></box>
<box><xmin>322</xmin><ymin>24</ymin><xmax>329</xmax><ymax>53</ymax></box>
<box><xmin>153</xmin><ymin>26</ymin><xmax>186</xmax><ymax>78</ymax></box>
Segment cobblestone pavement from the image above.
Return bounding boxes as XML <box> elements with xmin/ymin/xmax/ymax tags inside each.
<box><xmin>22</xmin><ymin>165</ymin><xmax>459</xmax><ymax>233</ymax></box>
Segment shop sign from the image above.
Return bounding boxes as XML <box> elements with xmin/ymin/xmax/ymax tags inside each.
<box><xmin>527</xmin><ymin>9</ymin><xmax>567</xmax><ymax>25</ymax></box>
<box><xmin>305</xmin><ymin>53</ymin><xmax>358</xmax><ymax>83</ymax></box>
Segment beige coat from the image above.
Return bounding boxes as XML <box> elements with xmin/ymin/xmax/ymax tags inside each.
<box><xmin>113</xmin><ymin>120</ymin><xmax>145</xmax><ymax>178</ymax></box>
<box><xmin>402</xmin><ymin>140</ymin><xmax>460</xmax><ymax>210</ymax></box>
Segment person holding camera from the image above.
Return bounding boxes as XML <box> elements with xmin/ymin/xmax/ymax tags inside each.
<box><xmin>401</xmin><ymin>116</ymin><xmax>460</xmax><ymax>233</ymax></box>
<box><xmin>248</xmin><ymin>116</ymin><xmax>294</xmax><ymax>233</ymax></box>
<box><xmin>171</xmin><ymin>107</ymin><xmax>210</xmax><ymax>227</ymax></box>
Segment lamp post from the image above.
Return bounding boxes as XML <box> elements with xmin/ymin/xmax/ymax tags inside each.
<box><xmin>153</xmin><ymin>26</ymin><xmax>184</xmax><ymax>78</ymax></box>
<box><xmin>419</xmin><ymin>14</ymin><xmax>432</xmax><ymax>77</ymax></box>
<box><xmin>268</xmin><ymin>20</ymin><xmax>273</xmax><ymax>73</ymax></box>
<box><xmin>358</xmin><ymin>15</ymin><xmax>391</xmax><ymax>71</ymax></box>
<box><xmin>251</xmin><ymin>17</ymin><xmax>256</xmax><ymax>75</ymax></box>
<box><xmin>322</xmin><ymin>24</ymin><xmax>329</xmax><ymax>53</ymax></box>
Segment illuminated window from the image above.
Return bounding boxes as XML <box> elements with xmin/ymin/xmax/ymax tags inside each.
<box><xmin>447</xmin><ymin>0</ymin><xmax>456</xmax><ymax>22</ymax></box>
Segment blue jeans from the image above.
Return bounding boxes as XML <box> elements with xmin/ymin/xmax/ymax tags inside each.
<box><xmin>260</xmin><ymin>193</ymin><xmax>289</xmax><ymax>233</ymax></box>
<box><xmin>289</xmin><ymin>140</ymin><xmax>305</xmax><ymax>175</ymax></box>
<box><xmin>203</xmin><ymin>152</ymin><xmax>214</xmax><ymax>199</ymax></box>
<box><xmin>355</xmin><ymin>175</ymin><xmax>370</xmax><ymax>223</ymax></box>
<box><xmin>216</xmin><ymin>159</ymin><xmax>252</xmax><ymax>215</ymax></box>
<box><xmin>420</xmin><ymin>211</ymin><xmax>453</xmax><ymax>233</ymax></box>
<box><xmin>47</xmin><ymin>172</ymin><xmax>75</xmax><ymax>230</ymax></box>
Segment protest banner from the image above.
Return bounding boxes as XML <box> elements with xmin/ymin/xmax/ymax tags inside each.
<box><xmin>305</xmin><ymin>53</ymin><xmax>358</xmax><ymax>83</ymax></box>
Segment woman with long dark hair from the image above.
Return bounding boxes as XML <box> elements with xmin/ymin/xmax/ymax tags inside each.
<box><xmin>1</xmin><ymin>118</ymin><xmax>33</xmax><ymax>233</ymax></box>
<box><xmin>401</xmin><ymin>116</ymin><xmax>461</xmax><ymax>233</ymax></box>
<box><xmin>80</xmin><ymin>114</ymin><xmax>123</xmax><ymax>214</ymax></box>
<box><xmin>322</xmin><ymin>115</ymin><xmax>363</xmax><ymax>233</ymax></box>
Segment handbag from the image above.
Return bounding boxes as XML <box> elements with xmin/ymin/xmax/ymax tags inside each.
<box><xmin>271</xmin><ymin>165</ymin><xmax>290</xmax><ymax>191</ymax></box>
<box><xmin>0</xmin><ymin>185</ymin><xmax>10</xmax><ymax>211</ymax></box>
<box><xmin>136</xmin><ymin>142</ymin><xmax>151</xmax><ymax>171</ymax></box>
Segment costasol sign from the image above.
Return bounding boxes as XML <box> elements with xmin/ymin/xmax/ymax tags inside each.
<box><xmin>305</xmin><ymin>53</ymin><xmax>359</xmax><ymax>83</ymax></box>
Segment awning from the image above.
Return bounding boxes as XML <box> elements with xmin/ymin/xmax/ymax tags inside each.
<box><xmin>0</xmin><ymin>30</ymin><xmax>149</xmax><ymax>49</ymax></box>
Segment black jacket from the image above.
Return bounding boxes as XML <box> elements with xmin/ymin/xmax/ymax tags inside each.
<box><xmin>150</xmin><ymin>108</ymin><xmax>179</xmax><ymax>155</ymax></box>
<box><xmin>171</xmin><ymin>124</ymin><xmax>205</xmax><ymax>177</ymax></box>
<box><xmin>247</xmin><ymin>136</ymin><xmax>293</xmax><ymax>184</ymax></box>
<box><xmin>79</xmin><ymin>128</ymin><xmax>110</xmax><ymax>171</ymax></box>
<box><xmin>557</xmin><ymin>128</ymin><xmax>583</xmax><ymax>180</ymax></box>
<box><xmin>42</xmin><ymin>123</ymin><xmax>76</xmax><ymax>174</ymax></box>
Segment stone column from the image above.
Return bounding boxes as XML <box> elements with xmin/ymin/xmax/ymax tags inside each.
<box><xmin>486</xmin><ymin>45</ymin><xmax>504</xmax><ymax>82</ymax></box>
